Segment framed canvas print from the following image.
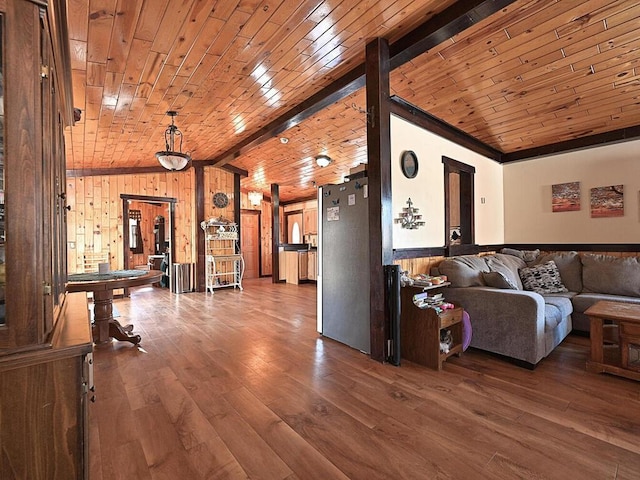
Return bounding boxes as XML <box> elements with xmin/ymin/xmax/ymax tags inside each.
<box><xmin>552</xmin><ymin>181</ymin><xmax>580</xmax><ymax>212</ymax></box>
<box><xmin>590</xmin><ymin>185</ymin><xmax>624</xmax><ymax>218</ymax></box>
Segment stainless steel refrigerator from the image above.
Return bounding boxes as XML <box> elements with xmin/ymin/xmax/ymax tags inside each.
<box><xmin>317</xmin><ymin>178</ymin><xmax>370</xmax><ymax>353</ymax></box>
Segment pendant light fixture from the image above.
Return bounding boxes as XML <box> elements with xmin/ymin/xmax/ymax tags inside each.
<box><xmin>248</xmin><ymin>191</ymin><xmax>263</xmax><ymax>206</ymax></box>
<box><xmin>156</xmin><ymin>111</ymin><xmax>191</xmax><ymax>171</ymax></box>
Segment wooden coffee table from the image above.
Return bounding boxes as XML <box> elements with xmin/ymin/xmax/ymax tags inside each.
<box><xmin>585</xmin><ymin>300</ymin><xmax>640</xmax><ymax>381</ymax></box>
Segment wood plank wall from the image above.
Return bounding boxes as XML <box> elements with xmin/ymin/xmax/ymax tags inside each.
<box><xmin>67</xmin><ymin>167</ymin><xmax>234</xmax><ymax>274</ymax></box>
<box><xmin>203</xmin><ymin>168</ymin><xmax>235</xmax><ymax>223</ymax></box>
<box><xmin>394</xmin><ymin>256</ymin><xmax>445</xmax><ymax>276</ymax></box>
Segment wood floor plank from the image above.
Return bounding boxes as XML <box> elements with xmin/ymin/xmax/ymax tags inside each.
<box><xmin>266</xmin><ymin>384</ymin><xmax>439</xmax><ymax>479</ymax></box>
<box><xmin>224</xmin><ymin>386</ymin><xmax>350</xmax><ymax>479</ymax></box>
<box><xmin>189</xmin><ymin>380</ymin><xmax>294</xmax><ymax>480</ymax></box>
<box><xmin>134</xmin><ymin>404</ymin><xmax>202</xmax><ymax>479</ymax></box>
<box><xmin>108</xmin><ymin>441</ymin><xmax>153</xmax><ymax>480</ymax></box>
<box><xmin>87</xmin><ymin>279</ymin><xmax>640</xmax><ymax>479</ymax></box>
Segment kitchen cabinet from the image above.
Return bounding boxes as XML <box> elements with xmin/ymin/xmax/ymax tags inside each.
<box><xmin>279</xmin><ymin>247</ymin><xmax>287</xmax><ymax>281</ymax></box>
<box><xmin>307</xmin><ymin>250</ymin><xmax>317</xmax><ymax>281</ymax></box>
<box><xmin>0</xmin><ymin>1</ymin><xmax>92</xmax><ymax>478</ymax></box>
<box><xmin>304</xmin><ymin>208</ymin><xmax>318</xmax><ymax>234</ymax></box>
<box><xmin>285</xmin><ymin>250</ymin><xmax>309</xmax><ymax>284</ymax></box>
<box><xmin>298</xmin><ymin>251</ymin><xmax>308</xmax><ymax>280</ymax></box>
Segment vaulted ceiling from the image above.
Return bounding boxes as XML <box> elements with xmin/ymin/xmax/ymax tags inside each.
<box><xmin>65</xmin><ymin>0</ymin><xmax>640</xmax><ymax>202</ymax></box>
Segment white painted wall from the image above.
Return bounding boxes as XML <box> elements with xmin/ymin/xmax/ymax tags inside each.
<box><xmin>503</xmin><ymin>139</ymin><xmax>640</xmax><ymax>244</ymax></box>
<box><xmin>391</xmin><ymin>115</ymin><xmax>504</xmax><ymax>249</ymax></box>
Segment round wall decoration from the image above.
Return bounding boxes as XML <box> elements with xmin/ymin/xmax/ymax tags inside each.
<box><xmin>213</xmin><ymin>192</ymin><xmax>229</xmax><ymax>208</ymax></box>
<box><xmin>400</xmin><ymin>150</ymin><xmax>419</xmax><ymax>179</ymax></box>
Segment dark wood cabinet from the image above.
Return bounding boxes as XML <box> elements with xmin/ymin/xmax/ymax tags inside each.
<box><xmin>0</xmin><ymin>1</ymin><xmax>91</xmax><ymax>478</ymax></box>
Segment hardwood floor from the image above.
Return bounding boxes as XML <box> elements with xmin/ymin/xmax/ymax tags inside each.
<box><xmin>90</xmin><ymin>278</ymin><xmax>640</xmax><ymax>479</ymax></box>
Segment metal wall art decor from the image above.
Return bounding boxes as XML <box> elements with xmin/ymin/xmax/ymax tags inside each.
<box><xmin>395</xmin><ymin>198</ymin><xmax>426</xmax><ymax>229</ymax></box>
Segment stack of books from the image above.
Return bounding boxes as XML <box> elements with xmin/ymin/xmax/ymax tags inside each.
<box><xmin>412</xmin><ymin>292</ymin><xmax>454</xmax><ymax>313</ymax></box>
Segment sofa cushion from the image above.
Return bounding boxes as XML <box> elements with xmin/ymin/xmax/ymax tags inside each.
<box><xmin>535</xmin><ymin>251</ymin><xmax>582</xmax><ymax>293</ymax></box>
<box><xmin>482</xmin><ymin>271</ymin><xmax>518</xmax><ymax>289</ymax></box>
<box><xmin>542</xmin><ymin>295</ymin><xmax>573</xmax><ymax>318</ymax></box>
<box><xmin>487</xmin><ymin>254</ymin><xmax>526</xmax><ymax>290</ymax></box>
<box><xmin>582</xmin><ymin>254</ymin><xmax>640</xmax><ymax>297</ymax></box>
<box><xmin>544</xmin><ymin>304</ymin><xmax>564</xmax><ymax>330</ymax></box>
<box><xmin>519</xmin><ymin>261</ymin><xmax>568</xmax><ymax>294</ymax></box>
<box><xmin>437</xmin><ymin>255</ymin><xmax>489</xmax><ymax>287</ymax></box>
<box><xmin>572</xmin><ymin>292</ymin><xmax>640</xmax><ymax>314</ymax></box>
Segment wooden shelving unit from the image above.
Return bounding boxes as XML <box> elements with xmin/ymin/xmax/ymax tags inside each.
<box><xmin>201</xmin><ymin>221</ymin><xmax>244</xmax><ymax>293</ymax></box>
<box><xmin>400</xmin><ymin>285</ymin><xmax>463</xmax><ymax>370</ymax></box>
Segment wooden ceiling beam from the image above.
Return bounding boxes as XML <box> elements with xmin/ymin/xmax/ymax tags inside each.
<box><xmin>198</xmin><ymin>65</ymin><xmax>367</xmax><ymax>168</ymax></box>
<box><xmin>389</xmin><ymin>95</ymin><xmax>503</xmax><ymax>161</ymax></box>
<box><xmin>204</xmin><ymin>0</ymin><xmax>519</xmax><ymax>169</ymax></box>
<box><xmin>389</xmin><ymin>0</ymin><xmax>519</xmax><ymax>70</ymax></box>
<box><xmin>502</xmin><ymin>125</ymin><xmax>640</xmax><ymax>163</ymax></box>
<box><xmin>66</xmin><ymin>164</ymin><xmax>248</xmax><ymax>177</ymax></box>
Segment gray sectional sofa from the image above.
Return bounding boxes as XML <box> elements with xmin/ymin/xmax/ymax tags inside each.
<box><xmin>433</xmin><ymin>250</ymin><xmax>640</xmax><ymax>368</ymax></box>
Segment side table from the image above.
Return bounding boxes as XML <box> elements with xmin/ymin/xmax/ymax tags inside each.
<box><xmin>585</xmin><ymin>300</ymin><xmax>640</xmax><ymax>381</ymax></box>
<box><xmin>400</xmin><ymin>286</ymin><xmax>463</xmax><ymax>370</ymax></box>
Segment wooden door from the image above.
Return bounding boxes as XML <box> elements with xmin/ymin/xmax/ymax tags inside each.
<box><xmin>287</xmin><ymin>212</ymin><xmax>303</xmax><ymax>242</ymax></box>
<box><xmin>241</xmin><ymin>211</ymin><xmax>260</xmax><ymax>278</ymax></box>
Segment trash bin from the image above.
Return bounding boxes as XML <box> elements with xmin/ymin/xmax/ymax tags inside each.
<box><xmin>172</xmin><ymin>263</ymin><xmax>194</xmax><ymax>293</ymax></box>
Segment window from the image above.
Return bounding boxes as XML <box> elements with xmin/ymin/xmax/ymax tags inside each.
<box><xmin>291</xmin><ymin>221</ymin><xmax>301</xmax><ymax>244</ymax></box>
<box><xmin>129</xmin><ymin>209</ymin><xmax>143</xmax><ymax>253</ymax></box>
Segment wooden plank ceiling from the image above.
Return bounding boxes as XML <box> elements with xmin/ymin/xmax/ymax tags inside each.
<box><xmin>66</xmin><ymin>0</ymin><xmax>640</xmax><ymax>202</ymax></box>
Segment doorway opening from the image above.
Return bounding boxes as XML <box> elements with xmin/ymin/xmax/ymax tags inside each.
<box><xmin>443</xmin><ymin>156</ymin><xmax>476</xmax><ymax>255</ymax></box>
<box><xmin>121</xmin><ymin>194</ymin><xmax>177</xmax><ymax>293</ymax></box>
<box><xmin>241</xmin><ymin>210</ymin><xmax>261</xmax><ymax>278</ymax></box>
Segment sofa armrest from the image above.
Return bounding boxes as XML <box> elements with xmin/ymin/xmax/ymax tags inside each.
<box><xmin>443</xmin><ymin>286</ymin><xmax>547</xmax><ymax>365</ymax></box>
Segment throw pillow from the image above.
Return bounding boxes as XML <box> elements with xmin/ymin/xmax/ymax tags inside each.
<box><xmin>489</xmin><ymin>254</ymin><xmax>526</xmax><ymax>289</ymax></box>
<box><xmin>482</xmin><ymin>271</ymin><xmax>518</xmax><ymax>290</ymax></box>
<box><xmin>519</xmin><ymin>260</ymin><xmax>568</xmax><ymax>294</ymax></box>
<box><xmin>535</xmin><ymin>251</ymin><xmax>582</xmax><ymax>292</ymax></box>
<box><xmin>500</xmin><ymin>248</ymin><xmax>540</xmax><ymax>265</ymax></box>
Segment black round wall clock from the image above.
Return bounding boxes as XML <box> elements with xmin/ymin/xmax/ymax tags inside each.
<box><xmin>213</xmin><ymin>192</ymin><xmax>229</xmax><ymax>208</ymax></box>
<box><xmin>400</xmin><ymin>150</ymin><xmax>419</xmax><ymax>179</ymax></box>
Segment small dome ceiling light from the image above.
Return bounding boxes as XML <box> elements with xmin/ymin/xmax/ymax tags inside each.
<box><xmin>315</xmin><ymin>155</ymin><xmax>332</xmax><ymax>167</ymax></box>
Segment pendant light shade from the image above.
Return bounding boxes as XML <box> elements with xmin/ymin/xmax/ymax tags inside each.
<box><xmin>156</xmin><ymin>111</ymin><xmax>191</xmax><ymax>171</ymax></box>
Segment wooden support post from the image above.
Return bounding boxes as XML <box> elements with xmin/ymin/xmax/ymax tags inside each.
<box><xmin>271</xmin><ymin>184</ymin><xmax>280</xmax><ymax>283</ymax></box>
<box><xmin>234</xmin><ymin>173</ymin><xmax>241</xmax><ymax>251</ymax></box>
<box><xmin>195</xmin><ymin>165</ymin><xmax>205</xmax><ymax>291</ymax></box>
<box><xmin>366</xmin><ymin>37</ymin><xmax>393</xmax><ymax>362</ymax></box>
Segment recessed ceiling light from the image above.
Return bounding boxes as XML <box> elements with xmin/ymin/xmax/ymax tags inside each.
<box><xmin>280</xmin><ymin>137</ymin><xmax>289</xmax><ymax>144</ymax></box>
